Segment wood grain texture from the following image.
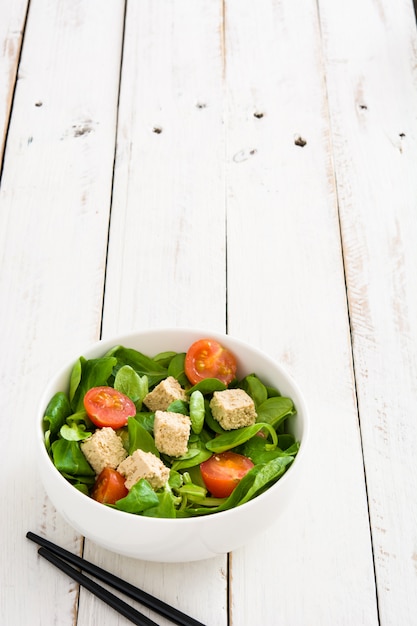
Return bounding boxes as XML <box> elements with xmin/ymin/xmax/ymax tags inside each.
<box><xmin>2</xmin><ymin>0</ymin><xmax>416</xmax><ymax>624</ymax></box>
<box><xmin>0</xmin><ymin>0</ymin><xmax>124</xmax><ymax>624</ymax></box>
<box><xmin>224</xmin><ymin>1</ymin><xmax>378</xmax><ymax>624</ymax></box>
<box><xmin>87</xmin><ymin>2</ymin><xmax>229</xmax><ymax>625</ymax></box>
<box><xmin>318</xmin><ymin>0</ymin><xmax>417</xmax><ymax>623</ymax></box>
<box><xmin>0</xmin><ymin>0</ymin><xmax>28</xmax><ymax>165</ymax></box>
<box><xmin>0</xmin><ymin>0</ymin><xmax>28</xmax><ymax>169</ymax></box>
<box><xmin>102</xmin><ymin>0</ymin><xmax>227</xmax><ymax>336</ymax></box>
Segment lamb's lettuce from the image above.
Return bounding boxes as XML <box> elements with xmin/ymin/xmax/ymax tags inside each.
<box><xmin>205</xmin><ymin>422</ymin><xmax>278</xmax><ymax>453</ymax></box>
<box><xmin>113</xmin><ymin>479</ymin><xmax>159</xmax><ymax>514</ymax></box>
<box><xmin>153</xmin><ymin>351</ymin><xmax>178</xmax><ymax>367</ymax></box>
<box><xmin>167</xmin><ymin>352</ymin><xmax>188</xmax><ymax>387</ymax></box>
<box><xmin>51</xmin><ymin>439</ymin><xmax>95</xmax><ymax>482</ymax></box>
<box><xmin>114</xmin><ymin>365</ymin><xmax>148</xmax><ymax>410</ymax></box>
<box><xmin>60</xmin><ymin>410</ymin><xmax>93</xmax><ymax>441</ymax></box>
<box><xmin>44</xmin><ymin>344</ymin><xmax>300</xmax><ymax>519</ymax></box>
<box><xmin>143</xmin><ymin>491</ymin><xmax>176</xmax><ymax>518</ymax></box>
<box><xmin>238</xmin><ymin>434</ymin><xmax>300</xmax><ymax>464</ymax></box>
<box><xmin>240</xmin><ymin>373</ymin><xmax>268</xmax><ymax>407</ymax></box>
<box><xmin>104</xmin><ymin>346</ymin><xmax>168</xmax><ymax>387</ymax></box>
<box><xmin>177</xmin><ymin>456</ymin><xmax>294</xmax><ymax>517</ymax></box>
<box><xmin>127</xmin><ymin>416</ymin><xmax>159</xmax><ymax>456</ymax></box>
<box><xmin>171</xmin><ymin>439</ymin><xmax>212</xmax><ymax>470</ymax></box>
<box><xmin>187</xmin><ymin>378</ymin><xmax>227</xmax><ymax>395</ymax></box>
<box><xmin>43</xmin><ymin>392</ymin><xmax>72</xmax><ymax>436</ymax></box>
<box><xmin>70</xmin><ymin>356</ymin><xmax>117</xmax><ymax>412</ymax></box>
<box><xmin>256</xmin><ymin>396</ymin><xmax>295</xmax><ymax>428</ymax></box>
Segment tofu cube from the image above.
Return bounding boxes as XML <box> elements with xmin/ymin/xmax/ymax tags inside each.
<box><xmin>143</xmin><ymin>376</ymin><xmax>187</xmax><ymax>412</ymax></box>
<box><xmin>210</xmin><ymin>389</ymin><xmax>257</xmax><ymax>430</ymax></box>
<box><xmin>81</xmin><ymin>427</ymin><xmax>128</xmax><ymax>475</ymax></box>
<box><xmin>154</xmin><ymin>410</ymin><xmax>191</xmax><ymax>457</ymax></box>
<box><xmin>117</xmin><ymin>449</ymin><xmax>170</xmax><ymax>490</ymax></box>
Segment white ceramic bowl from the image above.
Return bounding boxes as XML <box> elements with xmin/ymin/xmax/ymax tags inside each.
<box><xmin>36</xmin><ymin>328</ymin><xmax>309</xmax><ymax>562</ymax></box>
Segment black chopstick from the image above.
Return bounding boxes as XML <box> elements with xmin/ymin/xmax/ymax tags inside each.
<box><xmin>38</xmin><ymin>546</ymin><xmax>157</xmax><ymax>626</ymax></box>
<box><xmin>27</xmin><ymin>532</ymin><xmax>206</xmax><ymax>626</ymax></box>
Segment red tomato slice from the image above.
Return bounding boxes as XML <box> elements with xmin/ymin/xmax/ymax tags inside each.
<box><xmin>185</xmin><ymin>339</ymin><xmax>237</xmax><ymax>386</ymax></box>
<box><xmin>200</xmin><ymin>451</ymin><xmax>254</xmax><ymax>498</ymax></box>
<box><xmin>91</xmin><ymin>467</ymin><xmax>128</xmax><ymax>504</ymax></box>
<box><xmin>83</xmin><ymin>386</ymin><xmax>136</xmax><ymax>429</ymax></box>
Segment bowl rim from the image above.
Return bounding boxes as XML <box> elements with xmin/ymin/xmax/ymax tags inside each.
<box><xmin>37</xmin><ymin>327</ymin><xmax>310</xmax><ymax>526</ymax></box>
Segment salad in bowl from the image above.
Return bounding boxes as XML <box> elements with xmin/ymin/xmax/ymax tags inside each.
<box><xmin>37</xmin><ymin>329</ymin><xmax>309</xmax><ymax>561</ymax></box>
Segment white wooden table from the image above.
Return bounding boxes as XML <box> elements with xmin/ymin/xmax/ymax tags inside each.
<box><xmin>1</xmin><ymin>1</ymin><xmax>417</xmax><ymax>624</ymax></box>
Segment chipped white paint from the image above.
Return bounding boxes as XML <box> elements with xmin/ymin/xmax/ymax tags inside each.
<box><xmin>318</xmin><ymin>0</ymin><xmax>417</xmax><ymax>624</ymax></box>
<box><xmin>0</xmin><ymin>0</ymin><xmax>125</xmax><ymax>624</ymax></box>
<box><xmin>89</xmin><ymin>3</ymin><xmax>228</xmax><ymax>626</ymax></box>
<box><xmin>0</xmin><ymin>0</ymin><xmax>28</xmax><ymax>160</ymax></box>
<box><xmin>224</xmin><ymin>1</ymin><xmax>377</xmax><ymax>624</ymax></box>
<box><xmin>1</xmin><ymin>0</ymin><xmax>417</xmax><ymax>624</ymax></box>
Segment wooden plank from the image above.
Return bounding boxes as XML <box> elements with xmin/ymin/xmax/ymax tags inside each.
<box><xmin>0</xmin><ymin>0</ymin><xmax>28</xmax><ymax>164</ymax></box>
<box><xmin>80</xmin><ymin>2</ymin><xmax>228</xmax><ymax>625</ymax></box>
<box><xmin>318</xmin><ymin>0</ymin><xmax>417</xmax><ymax>623</ymax></box>
<box><xmin>0</xmin><ymin>0</ymin><xmax>124</xmax><ymax>624</ymax></box>
<box><xmin>224</xmin><ymin>1</ymin><xmax>378</xmax><ymax>624</ymax></box>
<box><xmin>102</xmin><ymin>0</ymin><xmax>227</xmax><ymax>335</ymax></box>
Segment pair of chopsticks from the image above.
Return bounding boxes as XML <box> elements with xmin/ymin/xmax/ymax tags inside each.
<box><xmin>26</xmin><ymin>532</ymin><xmax>206</xmax><ymax>626</ymax></box>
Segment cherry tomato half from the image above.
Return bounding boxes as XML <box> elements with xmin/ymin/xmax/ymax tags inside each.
<box><xmin>83</xmin><ymin>386</ymin><xmax>136</xmax><ymax>429</ymax></box>
<box><xmin>184</xmin><ymin>339</ymin><xmax>237</xmax><ymax>386</ymax></box>
<box><xmin>91</xmin><ymin>467</ymin><xmax>129</xmax><ymax>504</ymax></box>
<box><xmin>200</xmin><ymin>451</ymin><xmax>254</xmax><ymax>498</ymax></box>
